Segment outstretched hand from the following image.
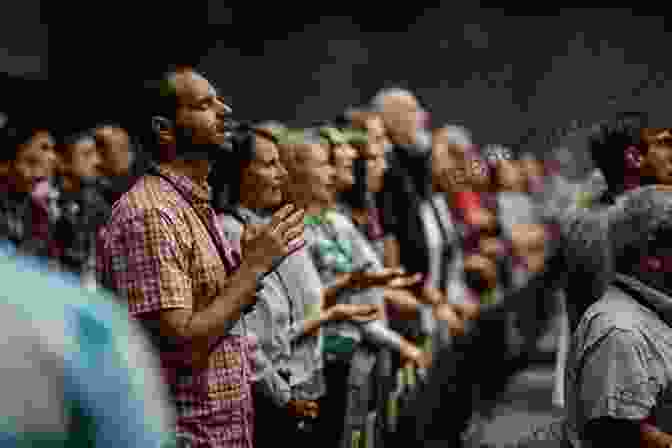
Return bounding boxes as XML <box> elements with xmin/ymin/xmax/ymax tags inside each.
<box><xmin>347</xmin><ymin>267</ymin><xmax>408</xmax><ymax>289</ymax></box>
<box><xmin>327</xmin><ymin>303</ymin><xmax>381</xmax><ymax>323</ymax></box>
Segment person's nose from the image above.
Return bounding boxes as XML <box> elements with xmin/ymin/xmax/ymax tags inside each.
<box><xmin>327</xmin><ymin>165</ymin><xmax>337</xmax><ymax>181</ymax></box>
<box><xmin>93</xmin><ymin>150</ymin><xmax>104</xmax><ymax>171</ymax></box>
<box><xmin>277</xmin><ymin>163</ymin><xmax>289</xmax><ymax>182</ymax></box>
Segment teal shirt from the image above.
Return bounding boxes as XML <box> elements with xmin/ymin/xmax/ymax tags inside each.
<box><xmin>0</xmin><ymin>246</ymin><xmax>175</xmax><ymax>447</ymax></box>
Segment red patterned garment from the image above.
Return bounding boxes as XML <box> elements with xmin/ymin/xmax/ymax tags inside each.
<box><xmin>97</xmin><ymin>164</ymin><xmax>254</xmax><ymax>448</ymax></box>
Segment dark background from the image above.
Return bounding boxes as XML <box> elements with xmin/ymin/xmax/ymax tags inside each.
<box><xmin>3</xmin><ymin>5</ymin><xmax>672</xmax><ymax>154</ymax></box>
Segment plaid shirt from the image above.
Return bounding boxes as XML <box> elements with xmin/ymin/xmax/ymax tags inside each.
<box><xmin>97</xmin><ymin>164</ymin><xmax>254</xmax><ymax>448</ymax></box>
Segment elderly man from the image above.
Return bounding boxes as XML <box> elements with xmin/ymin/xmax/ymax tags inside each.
<box><xmin>369</xmin><ymin>88</ymin><xmax>435</xmax><ymax>289</ymax></box>
<box><xmin>97</xmin><ymin>66</ymin><xmax>304</xmax><ymax>448</ymax></box>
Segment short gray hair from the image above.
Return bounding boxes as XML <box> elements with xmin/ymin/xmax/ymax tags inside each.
<box><xmin>608</xmin><ymin>185</ymin><xmax>672</xmax><ymax>294</ymax></box>
<box><xmin>435</xmin><ymin>124</ymin><xmax>472</xmax><ymax>148</ymax></box>
<box><xmin>370</xmin><ymin>87</ymin><xmax>416</xmax><ymax>113</ymax></box>
<box><xmin>609</xmin><ymin>185</ymin><xmax>672</xmax><ymax>262</ymax></box>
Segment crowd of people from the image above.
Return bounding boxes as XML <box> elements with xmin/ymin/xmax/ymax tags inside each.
<box><xmin>1</xmin><ymin>65</ymin><xmax>672</xmax><ymax>448</ymax></box>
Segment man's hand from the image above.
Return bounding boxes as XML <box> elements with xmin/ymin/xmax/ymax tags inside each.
<box><xmin>386</xmin><ymin>272</ymin><xmax>424</xmax><ymax>289</ymax></box>
<box><xmin>401</xmin><ymin>346</ymin><xmax>432</xmax><ymax>370</ymax></box>
<box><xmin>347</xmin><ymin>267</ymin><xmax>407</xmax><ymax>289</ymax></box>
<box><xmin>479</xmin><ymin>237</ymin><xmax>506</xmax><ymax>259</ymax></box>
<box><xmin>464</xmin><ymin>254</ymin><xmax>498</xmax><ymax>291</ymax></box>
<box><xmin>287</xmin><ymin>399</ymin><xmax>319</xmax><ymax>419</ymax></box>
<box><xmin>433</xmin><ymin>303</ymin><xmax>467</xmax><ymax>336</ymax></box>
<box><xmin>327</xmin><ymin>303</ymin><xmax>381</xmax><ymax>323</ymax></box>
<box><xmin>242</xmin><ymin>204</ymin><xmax>305</xmax><ymax>272</ymax></box>
<box><xmin>510</xmin><ymin>223</ymin><xmax>548</xmax><ymax>274</ymax></box>
<box><xmin>418</xmin><ymin>285</ymin><xmax>444</xmax><ymax>306</ymax></box>
<box><xmin>452</xmin><ymin>299</ymin><xmax>480</xmax><ymax>321</ymax></box>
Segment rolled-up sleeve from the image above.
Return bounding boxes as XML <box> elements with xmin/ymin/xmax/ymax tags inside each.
<box><xmin>99</xmin><ymin>209</ymin><xmax>193</xmax><ymax>316</ymax></box>
<box><xmin>578</xmin><ymin>328</ymin><xmax>660</xmax><ymax>425</ymax></box>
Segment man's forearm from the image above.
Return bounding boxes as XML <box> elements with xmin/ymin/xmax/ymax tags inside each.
<box><xmin>184</xmin><ymin>261</ymin><xmax>266</xmax><ymax>340</ymax></box>
<box><xmin>295</xmin><ymin>310</ymin><xmax>332</xmax><ymax>338</ymax></box>
<box><xmin>323</xmin><ymin>273</ymin><xmax>352</xmax><ymax>309</ymax></box>
<box><xmin>384</xmin><ymin>288</ymin><xmax>421</xmax><ymax>319</ymax></box>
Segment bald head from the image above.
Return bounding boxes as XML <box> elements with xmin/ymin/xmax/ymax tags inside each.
<box><xmin>370</xmin><ymin>87</ymin><xmax>425</xmax><ymax>146</ymax></box>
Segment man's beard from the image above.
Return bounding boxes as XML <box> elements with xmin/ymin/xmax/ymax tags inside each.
<box><xmin>173</xmin><ymin>126</ymin><xmax>228</xmax><ymax>162</ymax></box>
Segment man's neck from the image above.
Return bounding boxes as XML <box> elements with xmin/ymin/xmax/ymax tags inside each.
<box><xmin>163</xmin><ymin>158</ymin><xmax>211</xmax><ymax>184</ymax></box>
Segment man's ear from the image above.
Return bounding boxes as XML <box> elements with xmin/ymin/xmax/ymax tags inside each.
<box><xmin>151</xmin><ymin>116</ymin><xmax>175</xmax><ymax>145</ymax></box>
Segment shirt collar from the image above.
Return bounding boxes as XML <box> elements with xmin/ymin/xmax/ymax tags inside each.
<box><xmin>304</xmin><ymin>208</ymin><xmax>334</xmax><ymax>226</ymax></box>
<box><xmin>156</xmin><ymin>163</ymin><xmax>211</xmax><ymax>204</ymax></box>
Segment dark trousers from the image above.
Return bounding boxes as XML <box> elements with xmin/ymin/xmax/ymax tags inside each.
<box><xmin>254</xmin><ymin>388</ymin><xmax>302</xmax><ymax>448</ymax></box>
<box><xmin>313</xmin><ymin>359</ymin><xmax>351</xmax><ymax>448</ymax></box>
<box><xmin>255</xmin><ymin>383</ymin><xmax>336</xmax><ymax>448</ymax></box>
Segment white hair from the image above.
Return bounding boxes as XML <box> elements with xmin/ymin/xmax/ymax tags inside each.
<box><xmin>436</xmin><ymin>124</ymin><xmax>472</xmax><ymax>148</ymax></box>
<box><xmin>370</xmin><ymin>87</ymin><xmax>416</xmax><ymax>112</ymax></box>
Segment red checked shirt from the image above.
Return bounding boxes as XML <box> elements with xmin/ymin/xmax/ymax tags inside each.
<box><xmin>97</xmin><ymin>164</ymin><xmax>254</xmax><ymax>448</ymax></box>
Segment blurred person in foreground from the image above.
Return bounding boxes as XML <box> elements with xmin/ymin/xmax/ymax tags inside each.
<box><xmin>508</xmin><ymin>118</ymin><xmax>672</xmax><ymax>447</ymax></box>
<box><xmin>558</xmin><ymin>124</ymin><xmax>672</xmax><ymax>448</ymax></box>
<box><xmin>0</xmin><ymin>239</ymin><xmax>175</xmax><ymax>447</ymax></box>
<box><xmin>214</xmin><ymin>123</ymin><xmax>378</xmax><ymax>448</ymax></box>
<box><xmin>98</xmin><ymin>66</ymin><xmax>304</xmax><ymax>448</ymax></box>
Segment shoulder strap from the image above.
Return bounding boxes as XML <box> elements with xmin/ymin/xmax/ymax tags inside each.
<box><xmin>149</xmin><ymin>168</ymin><xmax>238</xmax><ymax>273</ymax></box>
<box><xmin>148</xmin><ymin>169</ymin><xmax>244</xmax><ymax>358</ymax></box>
<box><xmin>428</xmin><ymin>196</ymin><xmax>453</xmax><ymax>294</ymax></box>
